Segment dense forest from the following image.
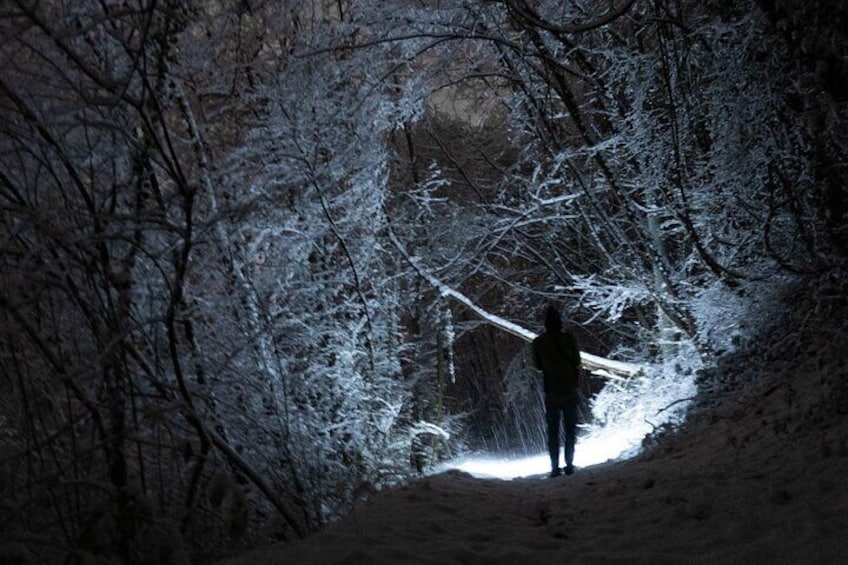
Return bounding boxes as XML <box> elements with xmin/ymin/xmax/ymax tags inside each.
<box><xmin>1</xmin><ymin>0</ymin><xmax>846</xmax><ymax>562</ymax></box>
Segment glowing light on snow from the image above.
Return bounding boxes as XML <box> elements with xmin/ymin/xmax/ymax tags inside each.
<box><xmin>443</xmin><ymin>374</ymin><xmax>697</xmax><ymax>479</ymax></box>
<box><xmin>443</xmin><ymin>424</ymin><xmax>646</xmax><ymax>479</ymax></box>
<box><xmin>439</xmin><ymin>345</ymin><xmax>700</xmax><ymax>480</ymax></box>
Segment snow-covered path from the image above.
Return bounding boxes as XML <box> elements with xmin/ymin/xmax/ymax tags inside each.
<box><xmin>220</xmin><ymin>289</ymin><xmax>848</xmax><ymax>565</ymax></box>
<box><xmin>220</xmin><ymin>394</ymin><xmax>848</xmax><ymax>564</ymax></box>
<box><xmin>444</xmin><ymin>424</ymin><xmax>654</xmax><ymax>481</ymax></box>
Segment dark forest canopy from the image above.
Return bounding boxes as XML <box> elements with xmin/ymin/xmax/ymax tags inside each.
<box><xmin>1</xmin><ymin>0</ymin><xmax>846</xmax><ymax>562</ymax></box>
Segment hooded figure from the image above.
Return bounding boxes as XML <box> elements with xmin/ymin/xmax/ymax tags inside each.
<box><xmin>531</xmin><ymin>305</ymin><xmax>581</xmax><ymax>477</ymax></box>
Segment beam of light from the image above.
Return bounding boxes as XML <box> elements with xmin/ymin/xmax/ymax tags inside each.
<box><xmin>440</xmin><ymin>354</ymin><xmax>699</xmax><ymax>480</ymax></box>
<box><xmin>441</xmin><ymin>424</ymin><xmax>645</xmax><ymax>480</ymax></box>
<box><xmin>442</xmin><ymin>399</ymin><xmax>694</xmax><ymax>480</ymax></box>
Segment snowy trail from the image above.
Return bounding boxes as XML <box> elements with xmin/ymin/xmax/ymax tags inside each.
<box><xmin>442</xmin><ymin>426</ymin><xmax>647</xmax><ymax>480</ymax></box>
<box><xmin>221</xmin><ymin>419</ymin><xmax>848</xmax><ymax>565</ymax></box>
<box><xmin>221</xmin><ymin>396</ymin><xmax>848</xmax><ymax>565</ymax></box>
<box><xmin>220</xmin><ymin>298</ymin><xmax>848</xmax><ymax>565</ymax></box>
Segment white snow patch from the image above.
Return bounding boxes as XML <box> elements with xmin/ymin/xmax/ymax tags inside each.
<box><xmin>441</xmin><ymin>422</ymin><xmax>654</xmax><ymax>480</ymax></box>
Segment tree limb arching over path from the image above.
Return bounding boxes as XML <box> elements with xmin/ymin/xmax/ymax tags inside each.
<box><xmin>386</xmin><ymin>227</ymin><xmax>640</xmax><ymax>379</ymax></box>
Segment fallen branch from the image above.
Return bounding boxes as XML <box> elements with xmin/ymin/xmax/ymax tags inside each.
<box><xmin>386</xmin><ymin>227</ymin><xmax>640</xmax><ymax>378</ymax></box>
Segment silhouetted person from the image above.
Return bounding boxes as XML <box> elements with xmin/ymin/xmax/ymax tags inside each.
<box><xmin>532</xmin><ymin>305</ymin><xmax>581</xmax><ymax>477</ymax></box>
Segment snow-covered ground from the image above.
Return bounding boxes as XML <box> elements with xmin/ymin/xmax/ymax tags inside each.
<box><xmin>442</xmin><ymin>424</ymin><xmax>655</xmax><ymax>480</ymax></box>
<box><xmin>447</xmin><ymin>351</ymin><xmax>699</xmax><ymax>481</ymax></box>
<box><xmin>220</xmin><ymin>284</ymin><xmax>848</xmax><ymax>564</ymax></box>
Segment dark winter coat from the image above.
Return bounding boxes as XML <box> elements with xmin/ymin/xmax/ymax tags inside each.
<box><xmin>531</xmin><ymin>331</ymin><xmax>581</xmax><ymax>400</ymax></box>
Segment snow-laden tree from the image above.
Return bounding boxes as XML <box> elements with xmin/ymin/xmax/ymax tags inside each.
<box><xmin>377</xmin><ymin>0</ymin><xmax>842</xmax><ymax>451</ymax></box>
<box><xmin>0</xmin><ymin>0</ymin><xmax>445</xmax><ymax>560</ymax></box>
<box><xmin>206</xmin><ymin>31</ymin><xmax>425</xmax><ymax>525</ymax></box>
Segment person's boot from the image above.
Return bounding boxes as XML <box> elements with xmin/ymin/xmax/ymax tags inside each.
<box><xmin>549</xmin><ymin>467</ymin><xmax>563</xmax><ymax>478</ymax></box>
<box><xmin>564</xmin><ymin>464</ymin><xmax>575</xmax><ymax>476</ymax></box>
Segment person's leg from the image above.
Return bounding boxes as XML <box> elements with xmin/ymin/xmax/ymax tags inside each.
<box><xmin>563</xmin><ymin>396</ymin><xmax>579</xmax><ymax>474</ymax></box>
<box><xmin>545</xmin><ymin>402</ymin><xmax>561</xmax><ymax>475</ymax></box>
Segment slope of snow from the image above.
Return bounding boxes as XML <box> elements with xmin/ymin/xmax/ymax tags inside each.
<box><xmin>220</xmin><ymin>280</ymin><xmax>848</xmax><ymax>564</ymax></box>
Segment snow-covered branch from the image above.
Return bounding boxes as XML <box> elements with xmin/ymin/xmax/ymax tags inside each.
<box><xmin>386</xmin><ymin>227</ymin><xmax>639</xmax><ymax>378</ymax></box>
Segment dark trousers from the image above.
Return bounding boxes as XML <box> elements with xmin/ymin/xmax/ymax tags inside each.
<box><xmin>546</xmin><ymin>394</ymin><xmax>578</xmax><ymax>471</ymax></box>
